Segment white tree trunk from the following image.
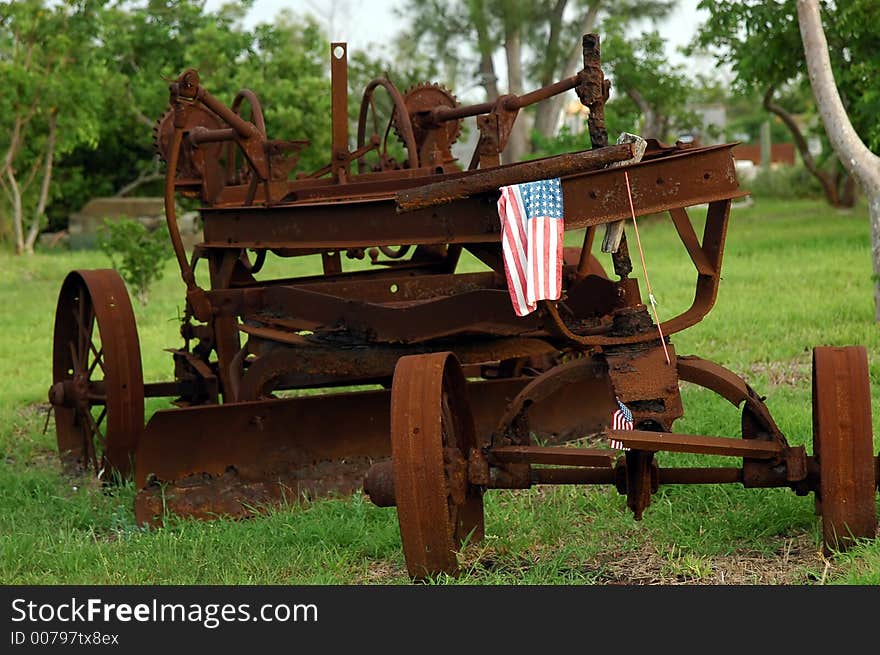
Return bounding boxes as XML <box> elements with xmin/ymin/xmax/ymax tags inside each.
<box><xmin>6</xmin><ymin>168</ymin><xmax>24</xmax><ymax>254</ymax></box>
<box><xmin>24</xmin><ymin>111</ymin><xmax>57</xmax><ymax>254</ymax></box>
<box><xmin>503</xmin><ymin>30</ymin><xmax>528</xmax><ymax>163</ymax></box>
<box><xmin>797</xmin><ymin>0</ymin><xmax>880</xmax><ymax>321</ymax></box>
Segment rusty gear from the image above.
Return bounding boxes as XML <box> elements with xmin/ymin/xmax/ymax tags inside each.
<box><xmin>393</xmin><ymin>82</ymin><xmax>462</xmax><ymax>167</ymax></box>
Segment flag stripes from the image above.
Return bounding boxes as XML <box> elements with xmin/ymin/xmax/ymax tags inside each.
<box><xmin>610</xmin><ymin>397</ymin><xmax>633</xmax><ymax>451</ymax></box>
<box><xmin>497</xmin><ymin>178</ymin><xmax>564</xmax><ymax>317</ymax></box>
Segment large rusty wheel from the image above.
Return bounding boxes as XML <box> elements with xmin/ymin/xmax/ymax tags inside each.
<box><xmin>50</xmin><ymin>270</ymin><xmax>144</xmax><ymax>481</ymax></box>
<box><xmin>812</xmin><ymin>346</ymin><xmax>877</xmax><ymax>552</ymax></box>
<box><xmin>391</xmin><ymin>352</ymin><xmax>484</xmax><ymax>580</ymax></box>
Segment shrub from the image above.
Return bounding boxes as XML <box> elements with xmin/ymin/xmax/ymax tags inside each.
<box><xmin>97</xmin><ymin>217</ymin><xmax>173</xmax><ymax>305</ymax></box>
<box><xmin>742</xmin><ymin>164</ymin><xmax>824</xmax><ymax>200</ymax></box>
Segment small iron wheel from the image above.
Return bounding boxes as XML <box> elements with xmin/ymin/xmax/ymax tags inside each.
<box><xmin>390</xmin><ymin>352</ymin><xmax>484</xmax><ymax>580</ymax></box>
<box><xmin>812</xmin><ymin>346</ymin><xmax>877</xmax><ymax>553</ymax></box>
<box><xmin>50</xmin><ymin>270</ymin><xmax>144</xmax><ymax>481</ymax></box>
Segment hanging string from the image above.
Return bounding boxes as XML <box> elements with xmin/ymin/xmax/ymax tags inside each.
<box><xmin>624</xmin><ymin>170</ymin><xmax>670</xmax><ymax>365</ymax></box>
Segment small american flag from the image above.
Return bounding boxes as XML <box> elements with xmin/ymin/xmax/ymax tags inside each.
<box><xmin>610</xmin><ymin>397</ymin><xmax>633</xmax><ymax>451</ymax></box>
<box><xmin>497</xmin><ymin>178</ymin><xmax>564</xmax><ymax>317</ymax></box>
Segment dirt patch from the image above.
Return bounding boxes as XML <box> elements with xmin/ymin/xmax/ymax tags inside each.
<box><xmin>746</xmin><ymin>355</ymin><xmax>811</xmax><ymax>389</ymax></box>
<box><xmin>588</xmin><ymin>533</ymin><xmax>824</xmax><ymax>585</ymax></box>
<box><xmin>447</xmin><ymin>531</ymin><xmax>827</xmax><ymax>585</ymax></box>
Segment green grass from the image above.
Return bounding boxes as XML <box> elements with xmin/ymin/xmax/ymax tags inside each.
<box><xmin>1</xmin><ymin>197</ymin><xmax>878</xmax><ymax>585</ymax></box>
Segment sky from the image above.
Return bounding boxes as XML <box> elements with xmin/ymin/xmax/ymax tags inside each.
<box><xmin>203</xmin><ymin>0</ymin><xmax>714</xmax><ymax>77</ymax></box>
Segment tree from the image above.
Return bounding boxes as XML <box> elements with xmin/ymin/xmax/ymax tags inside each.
<box><xmin>399</xmin><ymin>0</ymin><xmax>674</xmax><ymax>163</ymax></box>
<box><xmin>602</xmin><ymin>22</ymin><xmax>698</xmax><ymax>142</ymax></box>
<box><xmin>692</xmin><ymin>0</ymin><xmax>878</xmax><ymax>208</ymax></box>
<box><xmin>0</xmin><ymin>0</ymin><xmax>110</xmax><ymax>254</ymax></box>
<box><xmin>797</xmin><ymin>0</ymin><xmax>880</xmax><ymax>320</ymax></box>
<box><xmin>43</xmin><ymin>2</ymin><xmax>341</xmax><ymax>238</ymax></box>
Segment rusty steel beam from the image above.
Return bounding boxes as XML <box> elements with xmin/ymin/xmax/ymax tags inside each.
<box><xmin>609</xmin><ymin>429</ymin><xmax>785</xmax><ymax>459</ymax></box>
<box><xmin>395</xmin><ymin>143</ymin><xmax>634</xmax><ymax>212</ymax></box>
<box><xmin>199</xmin><ymin>144</ymin><xmax>747</xmax><ymax>250</ymax></box>
<box><xmin>489</xmin><ymin>445</ymin><xmax>615</xmax><ymax>468</ymax></box>
<box><xmin>530</xmin><ymin>467</ymin><xmax>616</xmax><ymax>485</ymax></box>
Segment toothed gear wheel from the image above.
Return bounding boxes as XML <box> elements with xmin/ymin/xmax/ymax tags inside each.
<box><xmin>152</xmin><ymin>105</ymin><xmax>225</xmax><ymax>179</ymax></box>
<box><xmin>393</xmin><ymin>82</ymin><xmax>462</xmax><ymax>153</ymax></box>
<box><xmin>152</xmin><ymin>109</ymin><xmax>173</xmax><ymax>162</ymax></box>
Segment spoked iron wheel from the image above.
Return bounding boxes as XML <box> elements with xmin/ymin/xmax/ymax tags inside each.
<box><xmin>390</xmin><ymin>352</ymin><xmax>485</xmax><ymax>580</ymax></box>
<box><xmin>812</xmin><ymin>346</ymin><xmax>877</xmax><ymax>552</ymax></box>
<box><xmin>50</xmin><ymin>270</ymin><xmax>144</xmax><ymax>481</ymax></box>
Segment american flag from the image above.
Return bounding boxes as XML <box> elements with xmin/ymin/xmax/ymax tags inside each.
<box><xmin>497</xmin><ymin>178</ymin><xmax>564</xmax><ymax>317</ymax></box>
<box><xmin>610</xmin><ymin>398</ymin><xmax>633</xmax><ymax>451</ymax></box>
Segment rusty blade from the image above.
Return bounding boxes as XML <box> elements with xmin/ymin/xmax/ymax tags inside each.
<box><xmin>134</xmin><ymin>378</ymin><xmax>533</xmax><ymax>524</ymax></box>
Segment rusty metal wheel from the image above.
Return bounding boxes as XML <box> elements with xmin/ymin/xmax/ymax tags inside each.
<box><xmin>391</xmin><ymin>352</ymin><xmax>484</xmax><ymax>580</ymax></box>
<box><xmin>812</xmin><ymin>346</ymin><xmax>877</xmax><ymax>552</ymax></box>
<box><xmin>50</xmin><ymin>270</ymin><xmax>144</xmax><ymax>481</ymax></box>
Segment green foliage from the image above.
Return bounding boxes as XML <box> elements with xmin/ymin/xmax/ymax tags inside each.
<box><xmin>602</xmin><ymin>19</ymin><xmax>699</xmax><ymax>142</ymax></box>
<box><xmin>692</xmin><ymin>0</ymin><xmax>880</xmax><ymax>153</ymax></box>
<box><xmin>742</xmin><ymin>165</ymin><xmax>824</xmax><ymax>201</ymax></box>
<box><xmin>97</xmin><ymin>217</ymin><xmax>172</xmax><ymax>305</ymax></box>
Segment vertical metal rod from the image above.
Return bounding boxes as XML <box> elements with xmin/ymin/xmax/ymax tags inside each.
<box><xmin>331</xmin><ymin>42</ymin><xmax>350</xmax><ymax>182</ymax></box>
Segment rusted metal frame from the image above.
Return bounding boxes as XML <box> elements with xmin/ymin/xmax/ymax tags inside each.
<box><xmin>236</xmin><ymin>335</ymin><xmax>557</xmax><ymax>393</ymax></box>
<box><xmin>530</xmin><ymin>468</ymin><xmax>616</xmax><ymax>485</ymax></box>
<box><xmin>559</xmin><ymin>145</ymin><xmax>746</xmax><ymax>230</ymax></box>
<box><xmin>669</xmin><ymin>207</ymin><xmax>715</xmax><ymax>275</ymax></box>
<box><xmin>201</xmin><ymin>147</ymin><xmax>745</xmax><ymax>251</ymax></box>
<box><xmin>210</xmin><ymin>166</ymin><xmax>435</xmax><ymax>207</ymax></box>
<box><xmin>489</xmin><ymin>445</ymin><xmax>614</xmax><ymax>467</ymax></box>
<box><xmin>608</xmin><ymin>429</ymin><xmax>785</xmax><ymax>459</ymax></box>
<box><xmin>535</xmin><ymin>466</ymin><xmax>744</xmax><ymax>487</ymax></box>
<box><xmin>203</xmin><ymin>270</ymin><xmax>505</xmax><ymax>318</ymax></box>
<box><xmin>207</xmin><ymin>250</ymin><xmax>243</xmax><ymax>401</ymax></box>
<box><xmin>169</xmin><ymin>348</ymin><xmax>219</xmax><ymax>404</ymax></box>
<box><xmin>271</xmin><ymin>270</ymin><xmax>501</xmax><ymax>303</ymax></box>
<box><xmin>604</xmin><ymin>343</ymin><xmax>683</xmax><ymax>432</ymax></box>
<box><xmin>395</xmin><ymin>143</ymin><xmax>634</xmax><ymax>212</ymax></box>
<box><xmin>578</xmin><ymin>33</ymin><xmax>610</xmax><ymax>151</ymax></box>
<box><xmin>330</xmin><ymin>42</ymin><xmax>349</xmax><ymax>182</ymax></box>
<box><xmin>541</xmin><ymin>198</ymin><xmax>732</xmax><ymax>346</ymax></box>
<box><xmin>490</xmin><ymin>355</ymin><xmax>613</xmax><ymax>448</ymax></box>
<box><xmin>576</xmin><ymin>226</ymin><xmax>598</xmax><ymax>278</ymax></box>
<box><xmin>247</xmin><ymin>285</ymin><xmax>541</xmax><ymax>343</ymax></box>
<box><xmin>426</xmin><ymin>70</ymin><xmax>590</xmax><ymax>128</ymax></box>
<box><xmin>676</xmin><ymin>355</ymin><xmax>786</xmax><ymax>442</ymax></box>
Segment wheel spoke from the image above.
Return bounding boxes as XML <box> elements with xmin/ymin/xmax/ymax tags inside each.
<box><xmin>71</xmin><ymin>303</ymin><xmax>101</xmax><ymax>374</ymax></box>
<box><xmin>87</xmin><ymin>346</ymin><xmax>105</xmax><ymax>378</ymax></box>
<box><xmin>68</xmin><ymin>341</ymin><xmax>83</xmax><ymax>376</ymax></box>
<box><xmin>81</xmin><ymin>407</ymin><xmax>104</xmax><ymax>473</ymax></box>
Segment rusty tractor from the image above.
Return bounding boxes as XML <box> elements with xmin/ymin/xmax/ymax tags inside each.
<box><xmin>49</xmin><ymin>34</ymin><xmax>878</xmax><ymax>580</ymax></box>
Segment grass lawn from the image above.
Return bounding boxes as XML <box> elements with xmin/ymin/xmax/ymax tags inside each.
<box><xmin>1</xmin><ymin>197</ymin><xmax>878</xmax><ymax>585</ymax></box>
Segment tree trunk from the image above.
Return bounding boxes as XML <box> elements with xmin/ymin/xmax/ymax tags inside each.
<box><xmin>503</xmin><ymin>28</ymin><xmax>528</xmax><ymax>163</ymax></box>
<box><xmin>532</xmin><ymin>2</ymin><xmax>601</xmax><ymax>146</ymax></box>
<box><xmin>468</xmin><ymin>0</ymin><xmax>499</xmax><ymax>102</ymax></box>
<box><xmin>24</xmin><ymin>111</ymin><xmax>57</xmax><ymax>254</ymax></box>
<box><xmin>6</xmin><ymin>168</ymin><xmax>24</xmax><ymax>255</ymax></box>
<box><xmin>762</xmin><ymin>86</ymin><xmax>843</xmax><ymax>206</ymax></box>
<box><xmin>626</xmin><ymin>88</ymin><xmax>660</xmax><ymax>140</ymax></box>
<box><xmin>797</xmin><ymin>0</ymin><xmax>880</xmax><ymax>320</ymax></box>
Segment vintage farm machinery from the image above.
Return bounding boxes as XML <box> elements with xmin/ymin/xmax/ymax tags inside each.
<box><xmin>49</xmin><ymin>35</ymin><xmax>878</xmax><ymax>580</ymax></box>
